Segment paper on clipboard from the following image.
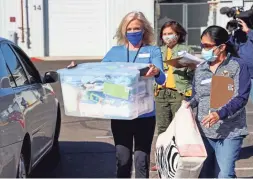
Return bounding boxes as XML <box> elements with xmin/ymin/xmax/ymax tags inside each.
<box><xmin>165</xmin><ymin>52</ymin><xmax>205</xmax><ymax>68</ymax></box>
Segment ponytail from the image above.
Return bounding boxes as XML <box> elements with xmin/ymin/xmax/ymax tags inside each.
<box><xmin>225</xmin><ymin>41</ymin><xmax>239</xmax><ymax>58</ymax></box>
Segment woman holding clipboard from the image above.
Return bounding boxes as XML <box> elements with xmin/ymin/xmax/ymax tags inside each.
<box><xmin>152</xmin><ymin>20</ymin><xmax>195</xmax><ymax>171</ymax></box>
<box><xmin>153</xmin><ymin>21</ymin><xmax>195</xmax><ymax>136</ymax></box>
<box><xmin>184</xmin><ymin>26</ymin><xmax>251</xmax><ymax>178</ymax></box>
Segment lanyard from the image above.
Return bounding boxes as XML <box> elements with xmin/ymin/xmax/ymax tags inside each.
<box><xmin>127</xmin><ymin>44</ymin><xmax>143</xmax><ymax>63</ymax></box>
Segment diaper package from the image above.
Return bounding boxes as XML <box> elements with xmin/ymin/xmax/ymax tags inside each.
<box><xmin>57</xmin><ymin>62</ymin><xmax>154</xmax><ymax>119</ymax></box>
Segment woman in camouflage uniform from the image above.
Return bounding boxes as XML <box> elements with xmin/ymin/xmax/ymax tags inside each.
<box><xmin>152</xmin><ymin>20</ymin><xmax>195</xmax><ymax>171</ymax></box>
<box><xmin>155</xmin><ymin>20</ymin><xmax>195</xmax><ymax>135</ymax></box>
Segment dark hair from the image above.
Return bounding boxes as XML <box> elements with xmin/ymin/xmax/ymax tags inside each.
<box><xmin>201</xmin><ymin>25</ymin><xmax>238</xmax><ymax>57</ymax></box>
<box><xmin>160</xmin><ymin>21</ymin><xmax>187</xmax><ymax>44</ymax></box>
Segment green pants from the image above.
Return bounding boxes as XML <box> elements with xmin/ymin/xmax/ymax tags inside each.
<box><xmin>155</xmin><ymin>88</ymin><xmax>185</xmax><ymax>135</ymax></box>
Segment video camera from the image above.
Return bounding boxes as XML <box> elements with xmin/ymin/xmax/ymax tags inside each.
<box><xmin>220</xmin><ymin>5</ymin><xmax>253</xmax><ymax>32</ymax></box>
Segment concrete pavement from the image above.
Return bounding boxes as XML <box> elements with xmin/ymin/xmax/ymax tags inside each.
<box><xmin>31</xmin><ymin>60</ymin><xmax>253</xmax><ymax>178</ymax></box>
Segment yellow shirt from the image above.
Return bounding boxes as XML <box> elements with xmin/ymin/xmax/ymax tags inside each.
<box><xmin>156</xmin><ymin>47</ymin><xmax>192</xmax><ymax>97</ymax></box>
<box><xmin>165</xmin><ymin>48</ymin><xmax>176</xmax><ymax>89</ymax></box>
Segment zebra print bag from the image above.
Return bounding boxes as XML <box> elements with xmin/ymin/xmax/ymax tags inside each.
<box><xmin>155</xmin><ymin>104</ymin><xmax>207</xmax><ymax>178</ymax></box>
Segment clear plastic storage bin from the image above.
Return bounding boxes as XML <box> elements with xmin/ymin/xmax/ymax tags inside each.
<box><xmin>57</xmin><ymin>62</ymin><xmax>154</xmax><ymax>120</ymax></box>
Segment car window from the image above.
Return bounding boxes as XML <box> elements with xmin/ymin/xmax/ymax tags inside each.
<box><xmin>10</xmin><ymin>45</ymin><xmax>42</xmax><ymax>84</ymax></box>
<box><xmin>0</xmin><ymin>46</ymin><xmax>14</xmax><ymax>88</ymax></box>
<box><xmin>0</xmin><ymin>48</ymin><xmax>8</xmax><ymax>80</ymax></box>
<box><xmin>1</xmin><ymin>43</ymin><xmax>29</xmax><ymax>87</ymax></box>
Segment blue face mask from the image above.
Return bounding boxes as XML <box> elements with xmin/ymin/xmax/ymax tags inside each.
<box><xmin>126</xmin><ymin>30</ymin><xmax>143</xmax><ymax>46</ymax></box>
<box><xmin>201</xmin><ymin>48</ymin><xmax>218</xmax><ymax>62</ymax></box>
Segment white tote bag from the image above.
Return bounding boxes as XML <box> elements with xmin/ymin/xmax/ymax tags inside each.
<box><xmin>155</xmin><ymin>103</ymin><xmax>207</xmax><ymax>178</ymax></box>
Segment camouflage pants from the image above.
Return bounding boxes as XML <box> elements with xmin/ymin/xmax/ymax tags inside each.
<box><xmin>155</xmin><ymin>88</ymin><xmax>185</xmax><ymax>135</ymax></box>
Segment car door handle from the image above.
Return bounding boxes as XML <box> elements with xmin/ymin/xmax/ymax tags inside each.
<box><xmin>40</xmin><ymin>96</ymin><xmax>45</xmax><ymax>103</ymax></box>
<box><xmin>21</xmin><ymin>100</ymin><xmax>28</xmax><ymax>107</ymax></box>
<box><xmin>21</xmin><ymin>98</ymin><xmax>28</xmax><ymax>107</ymax></box>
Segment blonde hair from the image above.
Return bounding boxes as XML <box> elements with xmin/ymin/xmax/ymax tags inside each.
<box><xmin>115</xmin><ymin>11</ymin><xmax>155</xmax><ymax>45</ymax></box>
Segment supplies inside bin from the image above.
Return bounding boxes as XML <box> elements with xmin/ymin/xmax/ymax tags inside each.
<box><xmin>57</xmin><ymin>62</ymin><xmax>154</xmax><ymax>119</ymax></box>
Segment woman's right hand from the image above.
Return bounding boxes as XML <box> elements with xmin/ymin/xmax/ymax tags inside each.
<box><xmin>67</xmin><ymin>61</ymin><xmax>77</xmax><ymax>68</ymax></box>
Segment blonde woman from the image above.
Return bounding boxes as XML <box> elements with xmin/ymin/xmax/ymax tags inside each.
<box><xmin>102</xmin><ymin>11</ymin><xmax>165</xmax><ymax>178</ymax></box>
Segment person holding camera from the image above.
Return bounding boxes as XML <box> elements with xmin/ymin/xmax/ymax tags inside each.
<box><xmin>228</xmin><ymin>18</ymin><xmax>253</xmax><ymax>103</ymax></box>
<box><xmin>221</xmin><ymin>6</ymin><xmax>253</xmax><ymax>72</ymax></box>
<box><xmin>228</xmin><ymin>19</ymin><xmax>253</xmax><ymax>74</ymax></box>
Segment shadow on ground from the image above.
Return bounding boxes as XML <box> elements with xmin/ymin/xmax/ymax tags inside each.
<box><xmin>30</xmin><ymin>141</ymin><xmax>116</xmax><ymax>178</ymax></box>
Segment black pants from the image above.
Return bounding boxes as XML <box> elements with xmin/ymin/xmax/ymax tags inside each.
<box><xmin>111</xmin><ymin>116</ymin><xmax>156</xmax><ymax>178</ymax></box>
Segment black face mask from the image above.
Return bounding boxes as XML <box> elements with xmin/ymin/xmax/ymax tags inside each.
<box><xmin>234</xmin><ymin>29</ymin><xmax>247</xmax><ymax>43</ymax></box>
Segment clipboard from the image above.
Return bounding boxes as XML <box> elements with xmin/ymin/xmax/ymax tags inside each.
<box><xmin>164</xmin><ymin>52</ymin><xmax>204</xmax><ymax>68</ymax></box>
<box><xmin>210</xmin><ymin>75</ymin><xmax>234</xmax><ymax>109</ymax></box>
<box><xmin>164</xmin><ymin>56</ymin><xmax>185</xmax><ymax>68</ymax></box>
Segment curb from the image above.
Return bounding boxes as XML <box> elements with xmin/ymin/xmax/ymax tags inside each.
<box><xmin>31</xmin><ymin>57</ymin><xmax>43</xmax><ymax>62</ymax></box>
<box><xmin>30</xmin><ymin>56</ymin><xmax>103</xmax><ymax>62</ymax></box>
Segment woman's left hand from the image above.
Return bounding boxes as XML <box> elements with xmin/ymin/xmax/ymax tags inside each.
<box><xmin>202</xmin><ymin>112</ymin><xmax>220</xmax><ymax>128</ymax></box>
<box><xmin>145</xmin><ymin>64</ymin><xmax>160</xmax><ymax>77</ymax></box>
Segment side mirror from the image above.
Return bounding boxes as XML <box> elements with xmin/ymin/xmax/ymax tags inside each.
<box><xmin>0</xmin><ymin>77</ymin><xmax>11</xmax><ymax>88</ymax></box>
<box><xmin>43</xmin><ymin>71</ymin><xmax>59</xmax><ymax>84</ymax></box>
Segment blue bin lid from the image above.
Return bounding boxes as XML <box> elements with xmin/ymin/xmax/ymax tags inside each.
<box><xmin>57</xmin><ymin>62</ymin><xmax>149</xmax><ymax>76</ymax></box>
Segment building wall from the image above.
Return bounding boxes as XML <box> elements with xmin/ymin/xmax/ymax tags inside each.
<box><xmin>106</xmin><ymin>0</ymin><xmax>155</xmax><ymax>50</ymax></box>
<box><xmin>156</xmin><ymin>2</ymin><xmax>210</xmax><ymax>47</ymax></box>
<box><xmin>45</xmin><ymin>0</ymin><xmax>154</xmax><ymax>57</ymax></box>
<box><xmin>0</xmin><ymin>0</ymin><xmax>154</xmax><ymax>57</ymax></box>
<box><xmin>2</xmin><ymin>0</ymin><xmax>251</xmax><ymax>57</ymax></box>
<box><xmin>0</xmin><ymin>0</ymin><xmax>44</xmax><ymax>57</ymax></box>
